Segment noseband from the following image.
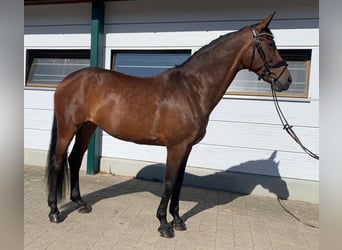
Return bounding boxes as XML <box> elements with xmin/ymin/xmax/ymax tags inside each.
<box><xmin>249</xmin><ymin>25</ymin><xmax>288</xmax><ymax>83</ymax></box>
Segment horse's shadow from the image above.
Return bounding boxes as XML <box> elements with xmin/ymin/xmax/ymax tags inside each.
<box><xmin>61</xmin><ymin>150</ymin><xmax>289</xmax><ymax>222</ymax></box>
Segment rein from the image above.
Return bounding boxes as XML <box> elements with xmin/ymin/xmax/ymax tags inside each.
<box><xmin>250</xmin><ymin>26</ymin><xmax>319</xmax><ymax>160</ymax></box>
<box><xmin>271</xmin><ymin>84</ymin><xmax>319</xmax><ymax>160</ymax></box>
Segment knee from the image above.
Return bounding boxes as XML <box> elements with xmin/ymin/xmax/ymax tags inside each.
<box><xmin>157</xmin><ymin>205</ymin><xmax>167</xmax><ymax>220</ymax></box>
<box><xmin>165</xmin><ymin>179</ymin><xmax>175</xmax><ymax>192</ymax></box>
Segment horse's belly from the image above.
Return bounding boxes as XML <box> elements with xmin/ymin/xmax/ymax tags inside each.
<box><xmin>94</xmin><ymin>113</ymin><xmax>165</xmax><ymax>146</ymax></box>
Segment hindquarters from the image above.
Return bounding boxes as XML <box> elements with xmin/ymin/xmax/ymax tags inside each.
<box><xmin>46</xmin><ymin>70</ymin><xmax>93</xmax><ymax>221</ymax></box>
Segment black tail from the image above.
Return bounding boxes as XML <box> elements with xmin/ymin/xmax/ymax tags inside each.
<box><xmin>46</xmin><ymin>112</ymin><xmax>69</xmax><ymax>201</ymax></box>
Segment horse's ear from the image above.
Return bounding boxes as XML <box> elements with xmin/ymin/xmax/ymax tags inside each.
<box><xmin>256</xmin><ymin>12</ymin><xmax>276</xmax><ymax>32</ymax></box>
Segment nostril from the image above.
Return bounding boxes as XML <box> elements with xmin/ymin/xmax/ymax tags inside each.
<box><xmin>288</xmin><ymin>76</ymin><xmax>292</xmax><ymax>83</ymax></box>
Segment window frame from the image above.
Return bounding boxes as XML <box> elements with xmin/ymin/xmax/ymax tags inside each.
<box><xmin>110</xmin><ymin>49</ymin><xmax>191</xmax><ymax>76</ymax></box>
<box><xmin>25</xmin><ymin>49</ymin><xmax>90</xmax><ymax>88</ymax></box>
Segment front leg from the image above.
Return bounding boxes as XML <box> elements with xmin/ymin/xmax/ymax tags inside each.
<box><xmin>156</xmin><ymin>144</ymin><xmax>191</xmax><ymax>238</ymax></box>
<box><xmin>70</xmin><ymin>181</ymin><xmax>92</xmax><ymax>214</ymax></box>
<box><xmin>157</xmin><ymin>180</ymin><xmax>175</xmax><ymax>238</ymax></box>
<box><xmin>169</xmin><ymin>148</ymin><xmax>191</xmax><ymax>231</ymax></box>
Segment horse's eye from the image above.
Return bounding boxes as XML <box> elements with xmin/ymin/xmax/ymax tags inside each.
<box><xmin>267</xmin><ymin>40</ymin><xmax>276</xmax><ymax>49</ymax></box>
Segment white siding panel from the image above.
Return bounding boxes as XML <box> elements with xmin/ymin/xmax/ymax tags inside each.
<box><xmin>24</xmin><ymin>109</ymin><xmax>53</xmax><ymax>130</ymax></box>
<box><xmin>24</xmin><ymin>129</ymin><xmax>51</xmax><ymax>150</ymax></box>
<box><xmin>24</xmin><ymin>90</ymin><xmax>55</xmax><ymax>150</ymax></box>
<box><xmin>24</xmin><ymin>34</ymin><xmax>90</xmax><ymax>48</ymax></box>
<box><xmin>105</xmin><ymin>29</ymin><xmax>318</xmax><ymax>48</ymax></box>
<box><xmin>24</xmin><ymin>90</ymin><xmax>54</xmax><ymax>109</ymax></box>
<box><xmin>106</xmin><ymin>31</ymin><xmax>225</xmax><ymax>48</ymax></box>
<box><xmin>272</xmin><ymin>29</ymin><xmax>319</xmax><ymax>47</ymax></box>
<box><xmin>211</xmin><ymin>98</ymin><xmax>319</xmax><ymax>126</ymax></box>
<box><xmin>203</xmin><ymin>121</ymin><xmax>319</xmax><ymax>153</ymax></box>
<box><xmin>25</xmin><ymin>128</ymin><xmax>76</xmax><ymax>152</ymax></box>
<box><xmin>102</xmin><ymin>135</ymin><xmax>166</xmax><ymax>163</ymax></box>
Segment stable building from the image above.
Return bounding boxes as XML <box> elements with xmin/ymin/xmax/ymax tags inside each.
<box><xmin>24</xmin><ymin>0</ymin><xmax>319</xmax><ymax>203</ymax></box>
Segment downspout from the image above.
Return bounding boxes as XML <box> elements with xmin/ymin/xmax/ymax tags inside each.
<box><xmin>87</xmin><ymin>0</ymin><xmax>104</xmax><ymax>174</ymax></box>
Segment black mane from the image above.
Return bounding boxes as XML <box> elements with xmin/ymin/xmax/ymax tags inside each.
<box><xmin>177</xmin><ymin>26</ymin><xmax>250</xmax><ymax>68</ymax></box>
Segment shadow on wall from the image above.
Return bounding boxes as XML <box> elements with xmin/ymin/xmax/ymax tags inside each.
<box><xmin>61</xmin><ymin>150</ymin><xmax>289</xmax><ymax>222</ymax></box>
<box><xmin>137</xmin><ymin>150</ymin><xmax>289</xmax><ymax>200</ymax></box>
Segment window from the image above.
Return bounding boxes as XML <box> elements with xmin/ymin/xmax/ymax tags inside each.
<box><xmin>227</xmin><ymin>49</ymin><xmax>312</xmax><ymax>98</ymax></box>
<box><xmin>111</xmin><ymin>50</ymin><xmax>191</xmax><ymax>77</ymax></box>
<box><xmin>26</xmin><ymin>49</ymin><xmax>90</xmax><ymax>88</ymax></box>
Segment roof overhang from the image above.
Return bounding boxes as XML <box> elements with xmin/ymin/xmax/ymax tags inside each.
<box><xmin>25</xmin><ymin>0</ymin><xmax>131</xmax><ymax>5</ymax></box>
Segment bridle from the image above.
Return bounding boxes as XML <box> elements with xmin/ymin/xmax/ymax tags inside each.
<box><xmin>249</xmin><ymin>25</ymin><xmax>288</xmax><ymax>84</ymax></box>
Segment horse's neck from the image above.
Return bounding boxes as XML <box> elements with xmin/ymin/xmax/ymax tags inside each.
<box><xmin>181</xmin><ymin>32</ymin><xmax>247</xmax><ymax>113</ymax></box>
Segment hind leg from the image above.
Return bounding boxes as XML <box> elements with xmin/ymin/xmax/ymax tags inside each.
<box><xmin>48</xmin><ymin>134</ymin><xmax>74</xmax><ymax>223</ymax></box>
<box><xmin>68</xmin><ymin>122</ymin><xmax>97</xmax><ymax>213</ymax></box>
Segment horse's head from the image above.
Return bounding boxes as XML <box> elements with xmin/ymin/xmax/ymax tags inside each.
<box><xmin>242</xmin><ymin>13</ymin><xmax>292</xmax><ymax>92</ymax></box>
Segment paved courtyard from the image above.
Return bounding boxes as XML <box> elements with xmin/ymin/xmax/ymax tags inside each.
<box><xmin>24</xmin><ymin>165</ymin><xmax>318</xmax><ymax>249</ymax></box>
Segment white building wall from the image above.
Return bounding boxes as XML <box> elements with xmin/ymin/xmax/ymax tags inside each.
<box><xmin>24</xmin><ymin>1</ymin><xmax>319</xmax><ymax>201</ymax></box>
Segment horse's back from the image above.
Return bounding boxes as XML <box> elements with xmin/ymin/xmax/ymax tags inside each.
<box><xmin>55</xmin><ymin>67</ymin><xmax>155</xmax><ymax>107</ymax></box>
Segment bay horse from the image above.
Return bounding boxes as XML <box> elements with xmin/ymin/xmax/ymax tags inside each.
<box><xmin>46</xmin><ymin>14</ymin><xmax>291</xmax><ymax>238</ymax></box>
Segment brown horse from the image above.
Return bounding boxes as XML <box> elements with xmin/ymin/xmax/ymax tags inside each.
<box><xmin>46</xmin><ymin>14</ymin><xmax>291</xmax><ymax>238</ymax></box>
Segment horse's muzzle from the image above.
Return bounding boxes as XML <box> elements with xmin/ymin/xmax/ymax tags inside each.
<box><xmin>273</xmin><ymin>75</ymin><xmax>292</xmax><ymax>92</ymax></box>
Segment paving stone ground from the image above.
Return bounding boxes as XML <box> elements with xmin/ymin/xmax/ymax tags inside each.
<box><xmin>24</xmin><ymin>165</ymin><xmax>319</xmax><ymax>250</ymax></box>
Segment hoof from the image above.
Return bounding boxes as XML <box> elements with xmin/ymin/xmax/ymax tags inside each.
<box><xmin>172</xmin><ymin>219</ymin><xmax>187</xmax><ymax>231</ymax></box>
<box><xmin>49</xmin><ymin>211</ymin><xmax>61</xmax><ymax>223</ymax></box>
<box><xmin>158</xmin><ymin>223</ymin><xmax>175</xmax><ymax>238</ymax></box>
<box><xmin>77</xmin><ymin>204</ymin><xmax>92</xmax><ymax>214</ymax></box>
<box><xmin>74</xmin><ymin>200</ymin><xmax>92</xmax><ymax>214</ymax></box>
